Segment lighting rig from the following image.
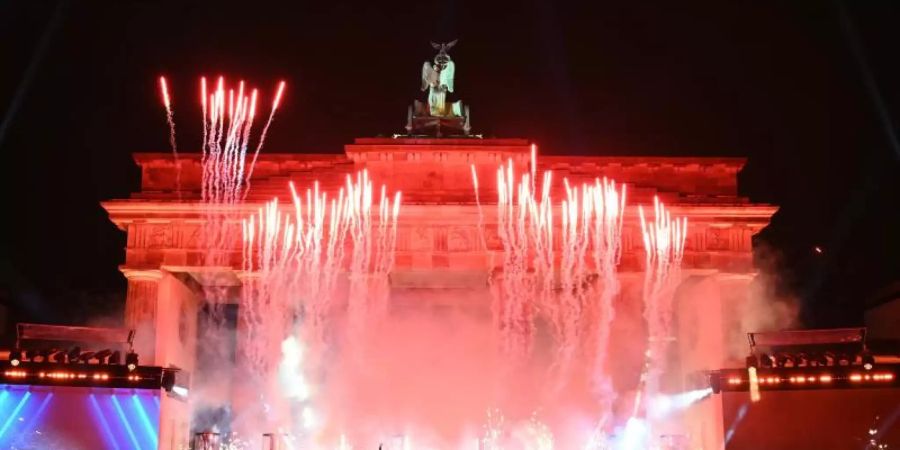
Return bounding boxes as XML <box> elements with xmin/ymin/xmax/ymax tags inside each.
<box><xmin>707</xmin><ymin>327</ymin><xmax>899</xmax><ymax>393</ymax></box>
<box><xmin>1</xmin><ymin>323</ymin><xmax>179</xmax><ymax>392</ymax></box>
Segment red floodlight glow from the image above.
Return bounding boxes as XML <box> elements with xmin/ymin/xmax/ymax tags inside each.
<box><xmin>18</xmin><ymin>370</ymin><xmax>113</xmax><ymax>382</ymax></box>
<box><xmin>715</xmin><ymin>367</ymin><xmax>895</xmax><ymax>393</ymax></box>
<box><xmin>3</xmin><ymin>361</ymin><xmax>164</xmax><ymax>389</ymax></box>
<box><xmin>48</xmin><ymin>372</ymin><xmax>70</xmax><ymax>379</ymax></box>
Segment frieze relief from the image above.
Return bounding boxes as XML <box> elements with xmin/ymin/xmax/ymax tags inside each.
<box><xmin>147</xmin><ymin>224</ymin><xmax>173</xmax><ymax>249</ymax></box>
<box><xmin>447</xmin><ymin>227</ymin><xmax>474</xmax><ymax>252</ymax></box>
<box><xmin>706</xmin><ymin>226</ymin><xmax>736</xmax><ymax>252</ymax></box>
<box><xmin>122</xmin><ymin>218</ymin><xmax>757</xmax><ymax>260</ymax></box>
<box><xmin>185</xmin><ymin>225</ymin><xmax>203</xmax><ymax>249</ymax></box>
<box><xmin>408</xmin><ymin>227</ymin><xmax>433</xmax><ymax>252</ymax></box>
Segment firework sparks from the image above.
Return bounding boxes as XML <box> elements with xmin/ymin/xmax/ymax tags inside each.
<box><xmin>244</xmin><ymin>80</ymin><xmax>287</xmax><ymax>197</ymax></box>
<box><xmin>159</xmin><ymin>75</ymin><xmax>285</xmax><ymax>204</ymax></box>
<box><xmin>489</xmin><ymin>150</ymin><xmax>627</xmax><ymax>444</ymax></box>
<box><xmin>637</xmin><ymin>195</ymin><xmax>688</xmax><ymax>438</ymax></box>
<box><xmin>240</xmin><ymin>172</ymin><xmax>402</xmax><ymax>441</ymax></box>
<box><xmin>494</xmin><ymin>155</ymin><xmax>625</xmax><ymax>369</ymax></box>
<box><xmin>158</xmin><ymin>76</ymin><xmax>181</xmax><ymax>198</ymax></box>
<box><xmin>481</xmin><ymin>408</ymin><xmax>505</xmax><ymax>450</ymax></box>
<box><xmin>471</xmin><ymin>164</ymin><xmax>489</xmax><ymax>251</ymax></box>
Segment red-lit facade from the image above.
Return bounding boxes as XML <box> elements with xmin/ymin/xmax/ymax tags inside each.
<box><xmin>103</xmin><ymin>137</ymin><xmax>777</xmax><ymax>448</ymax></box>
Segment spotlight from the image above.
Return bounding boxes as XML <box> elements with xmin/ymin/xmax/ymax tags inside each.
<box><xmin>161</xmin><ymin>370</ymin><xmax>176</xmax><ymax>392</ymax></box>
<box><xmin>9</xmin><ymin>349</ymin><xmax>22</xmax><ymax>367</ymax></box>
<box><xmin>67</xmin><ymin>346</ymin><xmax>81</xmax><ymax>363</ymax></box>
<box><xmin>775</xmin><ymin>354</ymin><xmax>789</xmax><ymax>368</ymax></box>
<box><xmin>78</xmin><ymin>351</ymin><xmax>96</xmax><ymax>364</ymax></box>
<box><xmin>745</xmin><ymin>354</ymin><xmax>758</xmax><ymax>369</ymax></box>
<box><xmin>172</xmin><ymin>386</ymin><xmax>189</xmax><ymax>397</ymax></box>
<box><xmin>94</xmin><ymin>349</ymin><xmax>112</xmax><ymax>364</ymax></box>
<box><xmin>836</xmin><ymin>353</ymin><xmax>852</xmax><ymax>366</ymax></box>
<box><xmin>809</xmin><ymin>353</ymin><xmax>828</xmax><ymax>367</ymax></box>
<box><xmin>862</xmin><ymin>353</ymin><xmax>875</xmax><ymax>371</ymax></box>
<box><xmin>52</xmin><ymin>350</ymin><xmax>67</xmax><ymax>363</ymax></box>
<box><xmin>108</xmin><ymin>351</ymin><xmax>121</xmax><ymax>365</ymax></box>
<box><xmin>35</xmin><ymin>348</ymin><xmax>54</xmax><ymax>363</ymax></box>
<box><xmin>126</xmin><ymin>352</ymin><xmax>139</xmax><ymax>371</ymax></box>
<box><xmin>759</xmin><ymin>353</ymin><xmax>774</xmax><ymax>368</ymax></box>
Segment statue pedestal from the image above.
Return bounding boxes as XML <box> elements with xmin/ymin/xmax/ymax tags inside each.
<box><xmin>406</xmin><ymin>102</ymin><xmax>471</xmax><ymax>137</ymax></box>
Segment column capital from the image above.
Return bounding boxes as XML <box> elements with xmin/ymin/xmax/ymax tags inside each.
<box><xmin>120</xmin><ymin>267</ymin><xmax>164</xmax><ymax>281</ymax></box>
<box><xmin>713</xmin><ymin>272</ymin><xmax>755</xmax><ymax>283</ymax></box>
<box><xmin>235</xmin><ymin>270</ymin><xmax>259</xmax><ymax>282</ymax></box>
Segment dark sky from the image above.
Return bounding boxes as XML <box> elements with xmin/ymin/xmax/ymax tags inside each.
<box><xmin>0</xmin><ymin>1</ymin><xmax>897</xmax><ymax>335</ymax></box>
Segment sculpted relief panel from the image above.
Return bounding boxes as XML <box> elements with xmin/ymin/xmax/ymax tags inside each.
<box><xmin>447</xmin><ymin>227</ymin><xmax>475</xmax><ymax>252</ymax></box>
<box><xmin>147</xmin><ymin>225</ymin><xmax>173</xmax><ymax>249</ymax></box>
<box><xmin>119</xmin><ymin>212</ymin><xmax>761</xmax><ymax>273</ymax></box>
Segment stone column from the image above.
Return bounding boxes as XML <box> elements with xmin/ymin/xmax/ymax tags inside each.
<box><xmin>716</xmin><ymin>273</ymin><xmax>755</xmax><ymax>366</ymax></box>
<box><xmin>673</xmin><ymin>271</ymin><xmax>754</xmax><ymax>450</ymax></box>
<box><xmin>673</xmin><ymin>272</ymin><xmax>723</xmax><ymax>450</ymax></box>
<box><xmin>122</xmin><ymin>268</ymin><xmax>164</xmax><ymax>365</ymax></box>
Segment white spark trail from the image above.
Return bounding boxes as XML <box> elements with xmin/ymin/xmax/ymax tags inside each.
<box><xmin>158</xmin><ymin>76</ymin><xmax>181</xmax><ymax>199</ymax></box>
<box><xmin>637</xmin><ymin>195</ymin><xmax>688</xmax><ymax>440</ymax></box>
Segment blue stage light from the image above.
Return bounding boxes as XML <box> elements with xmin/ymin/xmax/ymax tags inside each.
<box><xmin>90</xmin><ymin>394</ymin><xmax>122</xmax><ymax>450</ymax></box>
<box><xmin>111</xmin><ymin>395</ymin><xmax>143</xmax><ymax>450</ymax></box>
<box><xmin>132</xmin><ymin>394</ymin><xmax>159</xmax><ymax>448</ymax></box>
<box><xmin>0</xmin><ymin>391</ymin><xmax>31</xmax><ymax>439</ymax></box>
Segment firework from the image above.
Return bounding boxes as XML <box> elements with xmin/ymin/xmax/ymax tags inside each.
<box><xmin>158</xmin><ymin>76</ymin><xmax>180</xmax><ymax>197</ymax></box>
<box><xmin>155</xmin><ymin>75</ymin><xmax>285</xmax><ymax>205</ymax></box>
<box><xmin>637</xmin><ymin>196</ymin><xmax>688</xmax><ymax>438</ymax></box>
<box><xmin>243</xmin><ymin>80</ymin><xmax>287</xmax><ymax>197</ymax></box>
<box><xmin>240</xmin><ymin>171</ymin><xmax>402</xmax><ymax>441</ymax></box>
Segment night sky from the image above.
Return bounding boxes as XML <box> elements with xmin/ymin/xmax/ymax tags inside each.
<box><xmin>0</xmin><ymin>1</ymin><xmax>897</xmax><ymax>340</ymax></box>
